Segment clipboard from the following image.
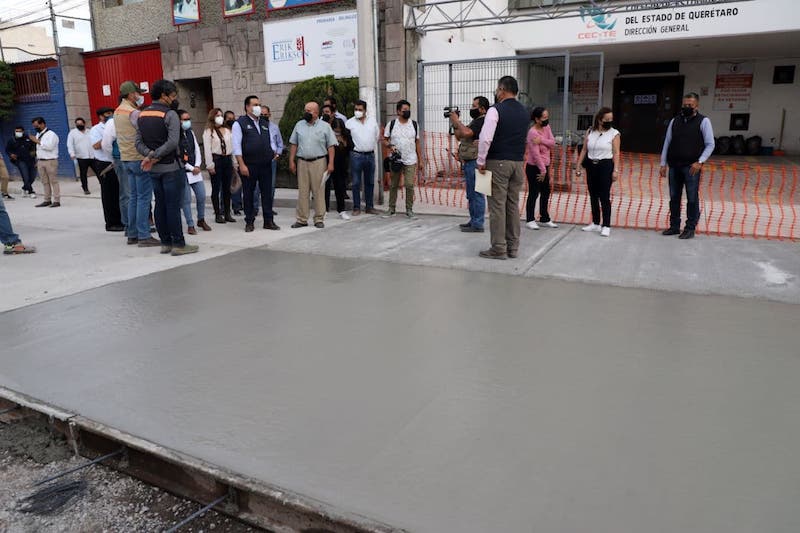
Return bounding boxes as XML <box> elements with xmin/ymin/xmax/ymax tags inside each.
<box><xmin>321</xmin><ymin>171</ymin><xmax>331</xmax><ymax>188</ymax></box>
<box><xmin>475</xmin><ymin>169</ymin><xmax>492</xmax><ymax>196</ymax></box>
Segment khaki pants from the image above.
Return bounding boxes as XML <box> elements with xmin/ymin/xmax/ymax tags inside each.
<box><xmin>0</xmin><ymin>155</ymin><xmax>8</xmax><ymax>195</ymax></box>
<box><xmin>296</xmin><ymin>158</ymin><xmax>327</xmax><ymax>224</ymax></box>
<box><xmin>37</xmin><ymin>159</ymin><xmax>60</xmax><ymax>202</ymax></box>
<box><xmin>389</xmin><ymin>164</ymin><xmax>416</xmax><ymax>213</ymax></box>
<box><xmin>486</xmin><ymin>159</ymin><xmax>524</xmax><ymax>254</ymax></box>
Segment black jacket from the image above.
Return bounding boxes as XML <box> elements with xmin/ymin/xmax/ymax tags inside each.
<box><xmin>6</xmin><ymin>137</ymin><xmax>36</xmax><ymax>163</ymax></box>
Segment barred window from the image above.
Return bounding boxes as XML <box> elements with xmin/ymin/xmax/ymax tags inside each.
<box><xmin>14</xmin><ymin>69</ymin><xmax>50</xmax><ymax>103</ymax></box>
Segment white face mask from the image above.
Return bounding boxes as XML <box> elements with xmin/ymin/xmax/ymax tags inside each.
<box><xmin>15</xmin><ymin>131</ymin><xmax>23</xmax><ymax>138</ymax></box>
<box><xmin>181</xmin><ymin>120</ymin><xmax>192</xmax><ymax>131</ymax></box>
<box><xmin>251</xmin><ymin>105</ymin><xmax>262</xmax><ymax>117</ymax></box>
<box><xmin>354</xmin><ymin>110</ymin><xmax>364</xmax><ymax>119</ymax></box>
<box><xmin>135</xmin><ymin>95</ymin><xmax>145</xmax><ymax>107</ymax></box>
<box><xmin>214</xmin><ymin>116</ymin><xmax>224</xmax><ymax>126</ymax></box>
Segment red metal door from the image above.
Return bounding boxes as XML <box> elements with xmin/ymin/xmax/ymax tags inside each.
<box><xmin>83</xmin><ymin>43</ymin><xmax>163</xmax><ymax>121</ymax></box>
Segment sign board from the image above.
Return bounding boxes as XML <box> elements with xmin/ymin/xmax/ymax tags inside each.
<box><xmin>268</xmin><ymin>0</ymin><xmax>338</xmax><ymax>11</ymax></box>
<box><xmin>172</xmin><ymin>0</ymin><xmax>201</xmax><ymax>25</ymax></box>
<box><xmin>634</xmin><ymin>94</ymin><xmax>658</xmax><ymax>105</ymax></box>
<box><xmin>264</xmin><ymin>11</ymin><xmax>358</xmax><ymax>84</ymax></box>
<box><xmin>222</xmin><ymin>0</ymin><xmax>254</xmax><ymax>18</ymax></box>
<box><xmin>713</xmin><ymin>62</ymin><xmax>753</xmax><ymax>111</ymax></box>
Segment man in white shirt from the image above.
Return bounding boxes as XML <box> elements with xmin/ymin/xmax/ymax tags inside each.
<box><xmin>345</xmin><ymin>99</ymin><xmax>380</xmax><ymax>215</ymax></box>
<box><xmin>30</xmin><ymin>117</ymin><xmax>61</xmax><ymax>208</ymax></box>
<box><xmin>383</xmin><ymin>99</ymin><xmax>423</xmax><ymax>218</ymax></box>
<box><xmin>90</xmin><ymin>107</ymin><xmax>124</xmax><ymax>231</ymax></box>
<box><xmin>67</xmin><ymin>117</ymin><xmax>94</xmax><ymax>194</ymax></box>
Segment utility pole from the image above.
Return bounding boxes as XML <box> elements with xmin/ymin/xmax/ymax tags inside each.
<box><xmin>356</xmin><ymin>0</ymin><xmax>383</xmax><ymax>204</ymax></box>
<box><xmin>48</xmin><ymin>0</ymin><xmax>60</xmax><ymax>55</ymax></box>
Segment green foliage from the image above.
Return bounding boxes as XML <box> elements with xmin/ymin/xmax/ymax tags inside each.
<box><xmin>0</xmin><ymin>61</ymin><xmax>14</xmax><ymax>122</ymax></box>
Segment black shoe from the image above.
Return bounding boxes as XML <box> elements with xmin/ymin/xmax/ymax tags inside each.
<box><xmin>84</xmin><ymin>190</ymin><xmax>91</xmax><ymax>195</ymax></box>
<box><xmin>2</xmin><ymin>193</ymin><xmax>13</xmax><ymax>200</ymax></box>
<box><xmin>272</xmin><ymin>210</ymin><xmax>278</xmax><ymax>216</ymax></box>
<box><xmin>662</xmin><ymin>227</ymin><xmax>681</xmax><ymax>236</ymax></box>
<box><xmin>106</xmin><ymin>225</ymin><xmax>125</xmax><ymax>232</ymax></box>
<box><xmin>459</xmin><ymin>222</ymin><xmax>472</xmax><ymax>229</ymax></box>
<box><xmin>479</xmin><ymin>248</ymin><xmax>507</xmax><ymax>260</ymax></box>
<box><xmin>225</xmin><ymin>215</ymin><xmax>236</xmax><ymax>223</ymax></box>
<box><xmin>127</xmin><ymin>237</ymin><xmax>139</xmax><ymax>245</ymax></box>
<box><xmin>35</xmin><ymin>201</ymin><xmax>52</xmax><ymax>207</ymax></box>
<box><xmin>263</xmin><ymin>221</ymin><xmax>280</xmax><ymax>230</ymax></box>
<box><xmin>314</xmin><ymin>222</ymin><xmax>325</xmax><ymax>229</ymax></box>
<box><xmin>49</xmin><ymin>202</ymin><xmax>61</xmax><ymax>208</ymax></box>
<box><xmin>245</xmin><ymin>223</ymin><xmax>254</xmax><ymax>232</ymax></box>
<box><xmin>679</xmin><ymin>229</ymin><xmax>695</xmax><ymax>240</ymax></box>
<box><xmin>233</xmin><ymin>209</ymin><xmax>242</xmax><ymax>215</ymax></box>
<box><xmin>461</xmin><ymin>225</ymin><xmax>484</xmax><ymax>233</ymax></box>
<box><xmin>215</xmin><ymin>215</ymin><xmax>226</xmax><ymax>224</ymax></box>
<box><xmin>291</xmin><ymin>222</ymin><xmax>308</xmax><ymax>228</ymax></box>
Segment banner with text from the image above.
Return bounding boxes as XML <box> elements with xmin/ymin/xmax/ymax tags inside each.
<box><xmin>264</xmin><ymin>11</ymin><xmax>358</xmax><ymax>84</ymax></box>
<box><xmin>713</xmin><ymin>62</ymin><xmax>754</xmax><ymax>111</ymax></box>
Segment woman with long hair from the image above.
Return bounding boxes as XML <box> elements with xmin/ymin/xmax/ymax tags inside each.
<box><xmin>203</xmin><ymin>108</ymin><xmax>236</xmax><ymax>223</ymax></box>
<box><xmin>575</xmin><ymin>107</ymin><xmax>620</xmax><ymax>237</ymax></box>
<box><xmin>524</xmin><ymin>106</ymin><xmax>557</xmax><ymax>230</ymax></box>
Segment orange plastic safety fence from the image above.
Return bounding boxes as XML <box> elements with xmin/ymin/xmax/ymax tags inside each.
<box><xmin>406</xmin><ymin>131</ymin><xmax>799</xmax><ymax>240</ymax></box>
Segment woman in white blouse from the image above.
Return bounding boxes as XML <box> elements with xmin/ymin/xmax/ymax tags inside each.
<box><xmin>575</xmin><ymin>107</ymin><xmax>621</xmax><ymax>237</ymax></box>
<box><xmin>203</xmin><ymin>108</ymin><xmax>236</xmax><ymax>224</ymax></box>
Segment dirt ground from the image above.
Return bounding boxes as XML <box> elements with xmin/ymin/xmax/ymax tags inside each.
<box><xmin>0</xmin><ymin>415</ymin><xmax>261</xmax><ymax>532</ymax></box>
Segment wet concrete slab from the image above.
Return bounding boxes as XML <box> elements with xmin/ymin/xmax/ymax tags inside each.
<box><xmin>2</xmin><ymin>250</ymin><xmax>800</xmax><ymax>533</ymax></box>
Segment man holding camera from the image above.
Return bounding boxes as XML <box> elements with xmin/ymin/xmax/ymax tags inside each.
<box><xmin>449</xmin><ymin>96</ymin><xmax>490</xmax><ymax>232</ymax></box>
<box><xmin>383</xmin><ymin>100</ymin><xmax>423</xmax><ymax>218</ymax></box>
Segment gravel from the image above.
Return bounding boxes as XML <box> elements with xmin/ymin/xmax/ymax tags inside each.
<box><xmin>0</xmin><ymin>416</ymin><xmax>262</xmax><ymax>532</ymax></box>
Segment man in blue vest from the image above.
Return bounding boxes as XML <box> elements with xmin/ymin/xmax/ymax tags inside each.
<box><xmin>659</xmin><ymin>92</ymin><xmax>715</xmax><ymax>240</ymax></box>
<box><xmin>232</xmin><ymin>95</ymin><xmax>279</xmax><ymax>232</ymax></box>
<box><xmin>136</xmin><ymin>79</ymin><xmax>198</xmax><ymax>256</ymax></box>
<box><xmin>477</xmin><ymin>76</ymin><xmax>529</xmax><ymax>260</ymax></box>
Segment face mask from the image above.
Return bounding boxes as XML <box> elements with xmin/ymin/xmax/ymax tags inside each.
<box><xmin>602</xmin><ymin>121</ymin><xmax>613</xmax><ymax>130</ymax></box>
<box><xmin>681</xmin><ymin>106</ymin><xmax>694</xmax><ymax>117</ymax></box>
<box><xmin>354</xmin><ymin>110</ymin><xmax>364</xmax><ymax>119</ymax></box>
<box><xmin>181</xmin><ymin>120</ymin><xmax>192</xmax><ymax>130</ymax></box>
<box><xmin>170</xmin><ymin>99</ymin><xmax>180</xmax><ymax>111</ymax></box>
<box><xmin>15</xmin><ymin>132</ymin><xmax>23</xmax><ymax>138</ymax></box>
<box><xmin>469</xmin><ymin>108</ymin><xmax>480</xmax><ymax>119</ymax></box>
<box><xmin>401</xmin><ymin>110</ymin><xmax>411</xmax><ymax>120</ymax></box>
<box><xmin>303</xmin><ymin>112</ymin><xmax>313</xmax><ymax>123</ymax></box>
<box><xmin>214</xmin><ymin>116</ymin><xmax>224</xmax><ymax>126</ymax></box>
<box><xmin>104</xmin><ymin>115</ymin><xmax>112</xmax><ymax>122</ymax></box>
<box><xmin>76</xmin><ymin>124</ymin><xmax>85</xmax><ymax>131</ymax></box>
<box><xmin>322</xmin><ymin>115</ymin><xmax>332</xmax><ymax>123</ymax></box>
<box><xmin>135</xmin><ymin>95</ymin><xmax>145</xmax><ymax>107</ymax></box>
<box><xmin>540</xmin><ymin>119</ymin><xmax>549</xmax><ymax>127</ymax></box>
<box><xmin>34</xmin><ymin>126</ymin><xmax>42</xmax><ymax>133</ymax></box>
<box><xmin>251</xmin><ymin>105</ymin><xmax>262</xmax><ymax>117</ymax></box>
<box><xmin>225</xmin><ymin>119</ymin><xmax>234</xmax><ymax>128</ymax></box>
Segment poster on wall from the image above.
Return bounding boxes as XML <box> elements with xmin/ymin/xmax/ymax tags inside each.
<box><xmin>172</xmin><ymin>0</ymin><xmax>201</xmax><ymax>25</ymax></box>
<box><xmin>264</xmin><ymin>11</ymin><xmax>358</xmax><ymax>84</ymax></box>
<box><xmin>713</xmin><ymin>62</ymin><xmax>753</xmax><ymax>112</ymax></box>
<box><xmin>268</xmin><ymin>0</ymin><xmax>337</xmax><ymax>11</ymax></box>
<box><xmin>222</xmin><ymin>0</ymin><xmax>255</xmax><ymax>18</ymax></box>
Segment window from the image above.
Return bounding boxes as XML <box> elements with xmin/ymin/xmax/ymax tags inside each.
<box><xmin>103</xmin><ymin>0</ymin><xmax>143</xmax><ymax>7</ymax></box>
<box><xmin>13</xmin><ymin>69</ymin><xmax>50</xmax><ymax>103</ymax></box>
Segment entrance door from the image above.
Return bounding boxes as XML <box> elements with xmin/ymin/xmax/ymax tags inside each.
<box><xmin>613</xmin><ymin>76</ymin><xmax>684</xmax><ymax>153</ymax></box>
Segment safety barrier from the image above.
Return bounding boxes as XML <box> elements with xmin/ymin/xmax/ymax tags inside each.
<box><xmin>386</xmin><ymin>131</ymin><xmax>798</xmax><ymax>240</ymax></box>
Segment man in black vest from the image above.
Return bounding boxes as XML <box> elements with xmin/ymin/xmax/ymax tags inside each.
<box><xmin>659</xmin><ymin>92</ymin><xmax>715</xmax><ymax>240</ymax></box>
<box><xmin>476</xmin><ymin>76</ymin><xmax>529</xmax><ymax>259</ymax></box>
<box><xmin>232</xmin><ymin>95</ymin><xmax>279</xmax><ymax>232</ymax></box>
<box><xmin>136</xmin><ymin>79</ymin><xmax>198</xmax><ymax>255</ymax></box>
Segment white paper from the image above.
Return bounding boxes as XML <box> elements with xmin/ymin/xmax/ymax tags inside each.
<box><xmin>321</xmin><ymin>171</ymin><xmax>330</xmax><ymax>188</ymax></box>
<box><xmin>475</xmin><ymin>169</ymin><xmax>492</xmax><ymax>196</ymax></box>
<box><xmin>187</xmin><ymin>171</ymin><xmax>203</xmax><ymax>184</ymax></box>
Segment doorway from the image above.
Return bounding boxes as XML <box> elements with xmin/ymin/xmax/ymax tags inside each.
<box><xmin>175</xmin><ymin>77</ymin><xmax>214</xmax><ymax>141</ymax></box>
<box><xmin>613</xmin><ymin>76</ymin><xmax>684</xmax><ymax>153</ymax></box>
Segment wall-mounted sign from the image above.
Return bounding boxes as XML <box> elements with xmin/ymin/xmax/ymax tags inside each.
<box><xmin>102</xmin><ymin>84</ymin><xmax>111</xmax><ymax>96</ymax></box>
<box><xmin>264</xmin><ymin>11</ymin><xmax>358</xmax><ymax>84</ymax></box>
<box><xmin>634</xmin><ymin>94</ymin><xmax>657</xmax><ymax>105</ymax></box>
<box><xmin>222</xmin><ymin>0</ymin><xmax>254</xmax><ymax>18</ymax></box>
<box><xmin>268</xmin><ymin>0</ymin><xmax>339</xmax><ymax>11</ymax></box>
<box><xmin>172</xmin><ymin>0</ymin><xmax>201</xmax><ymax>26</ymax></box>
<box><xmin>713</xmin><ymin>61</ymin><xmax>753</xmax><ymax>112</ymax></box>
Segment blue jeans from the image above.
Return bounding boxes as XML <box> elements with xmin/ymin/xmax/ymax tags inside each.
<box><xmin>125</xmin><ymin>161</ymin><xmax>154</xmax><ymax>240</ymax></box>
<box><xmin>232</xmin><ymin>182</ymin><xmax>260</xmax><ymax>213</ymax></box>
<box><xmin>152</xmin><ymin>169</ymin><xmax>186</xmax><ymax>247</ymax></box>
<box><xmin>0</xmin><ymin>195</ymin><xmax>20</xmax><ymax>245</ymax></box>
<box><xmin>13</xmin><ymin>160</ymin><xmax>35</xmax><ymax>194</ymax></box>
<box><xmin>115</xmin><ymin>159</ymin><xmax>130</xmax><ymax>232</ymax></box>
<box><xmin>668</xmin><ymin>166</ymin><xmax>701</xmax><ymax>230</ymax></box>
<box><xmin>182</xmin><ymin>178</ymin><xmax>206</xmax><ymax>227</ymax></box>
<box><xmin>350</xmin><ymin>151</ymin><xmax>375</xmax><ymax>210</ymax></box>
<box><xmin>463</xmin><ymin>159</ymin><xmax>485</xmax><ymax>228</ymax></box>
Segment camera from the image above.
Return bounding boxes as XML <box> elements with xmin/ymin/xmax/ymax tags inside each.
<box><xmin>383</xmin><ymin>151</ymin><xmax>404</xmax><ymax>173</ymax></box>
<box><xmin>443</xmin><ymin>106</ymin><xmax>460</xmax><ymax>118</ymax></box>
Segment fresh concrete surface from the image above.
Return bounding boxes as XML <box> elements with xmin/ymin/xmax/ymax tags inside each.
<box><xmin>1</xmin><ymin>250</ymin><xmax>799</xmax><ymax>533</ymax></box>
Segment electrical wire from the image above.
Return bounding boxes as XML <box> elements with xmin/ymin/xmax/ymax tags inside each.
<box><xmin>17</xmin><ymin>479</ymin><xmax>88</xmax><ymax>515</ymax></box>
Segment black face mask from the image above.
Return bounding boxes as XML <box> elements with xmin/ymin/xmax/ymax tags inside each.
<box><xmin>303</xmin><ymin>112</ymin><xmax>313</xmax><ymax>123</ymax></box>
<box><xmin>170</xmin><ymin>99</ymin><xmax>180</xmax><ymax>111</ymax></box>
<box><xmin>34</xmin><ymin>127</ymin><xmax>42</xmax><ymax>133</ymax></box>
<box><xmin>224</xmin><ymin>120</ymin><xmax>234</xmax><ymax>128</ymax></box>
<box><xmin>469</xmin><ymin>108</ymin><xmax>480</xmax><ymax>119</ymax></box>
<box><xmin>76</xmin><ymin>124</ymin><xmax>85</xmax><ymax>131</ymax></box>
<box><xmin>401</xmin><ymin>110</ymin><xmax>411</xmax><ymax>120</ymax></box>
<box><xmin>322</xmin><ymin>115</ymin><xmax>332</xmax><ymax>123</ymax></box>
<box><xmin>681</xmin><ymin>106</ymin><xmax>694</xmax><ymax>118</ymax></box>
<box><xmin>540</xmin><ymin>119</ymin><xmax>549</xmax><ymax>127</ymax></box>
<box><xmin>602</xmin><ymin>121</ymin><xmax>613</xmax><ymax>130</ymax></box>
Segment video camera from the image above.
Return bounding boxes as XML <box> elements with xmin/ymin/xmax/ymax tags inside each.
<box><xmin>443</xmin><ymin>106</ymin><xmax>460</xmax><ymax>118</ymax></box>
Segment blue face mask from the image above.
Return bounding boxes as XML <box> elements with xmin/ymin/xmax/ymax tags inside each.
<box><xmin>181</xmin><ymin>120</ymin><xmax>192</xmax><ymax>131</ymax></box>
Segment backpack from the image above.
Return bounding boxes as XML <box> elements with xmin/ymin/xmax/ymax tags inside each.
<box><xmin>388</xmin><ymin>119</ymin><xmax>418</xmax><ymax>138</ymax></box>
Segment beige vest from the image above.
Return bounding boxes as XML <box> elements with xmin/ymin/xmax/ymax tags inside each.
<box><xmin>114</xmin><ymin>99</ymin><xmax>143</xmax><ymax>161</ymax></box>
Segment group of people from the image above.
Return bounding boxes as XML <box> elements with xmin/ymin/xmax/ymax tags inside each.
<box><xmin>2</xmin><ymin>74</ymin><xmax>714</xmax><ymax>259</ymax></box>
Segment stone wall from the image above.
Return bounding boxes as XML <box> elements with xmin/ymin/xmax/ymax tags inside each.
<box><xmin>59</xmin><ymin>48</ymin><xmax>91</xmax><ymax>127</ymax></box>
<box><xmin>378</xmin><ymin>0</ymin><xmax>419</xmax><ymax>124</ymax></box>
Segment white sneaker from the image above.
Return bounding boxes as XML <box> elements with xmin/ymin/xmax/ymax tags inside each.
<box><xmin>22</xmin><ymin>191</ymin><xmax>29</xmax><ymax>198</ymax></box>
<box><xmin>525</xmin><ymin>220</ymin><xmax>540</xmax><ymax>230</ymax></box>
<box><xmin>582</xmin><ymin>223</ymin><xmax>601</xmax><ymax>232</ymax></box>
<box><xmin>339</xmin><ymin>211</ymin><xmax>351</xmax><ymax>220</ymax></box>
<box><xmin>600</xmin><ymin>226</ymin><xmax>611</xmax><ymax>237</ymax></box>
<box><xmin>543</xmin><ymin>221</ymin><xmax>558</xmax><ymax>228</ymax></box>
<box><xmin>30</xmin><ymin>192</ymin><xmax>37</xmax><ymax>199</ymax></box>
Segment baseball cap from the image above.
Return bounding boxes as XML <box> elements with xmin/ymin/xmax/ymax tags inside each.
<box><xmin>119</xmin><ymin>81</ymin><xmax>144</xmax><ymax>96</ymax></box>
<box><xmin>96</xmin><ymin>106</ymin><xmax>114</xmax><ymax>116</ymax></box>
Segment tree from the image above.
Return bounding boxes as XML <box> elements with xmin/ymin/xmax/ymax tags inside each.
<box><xmin>0</xmin><ymin>61</ymin><xmax>14</xmax><ymax>122</ymax></box>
